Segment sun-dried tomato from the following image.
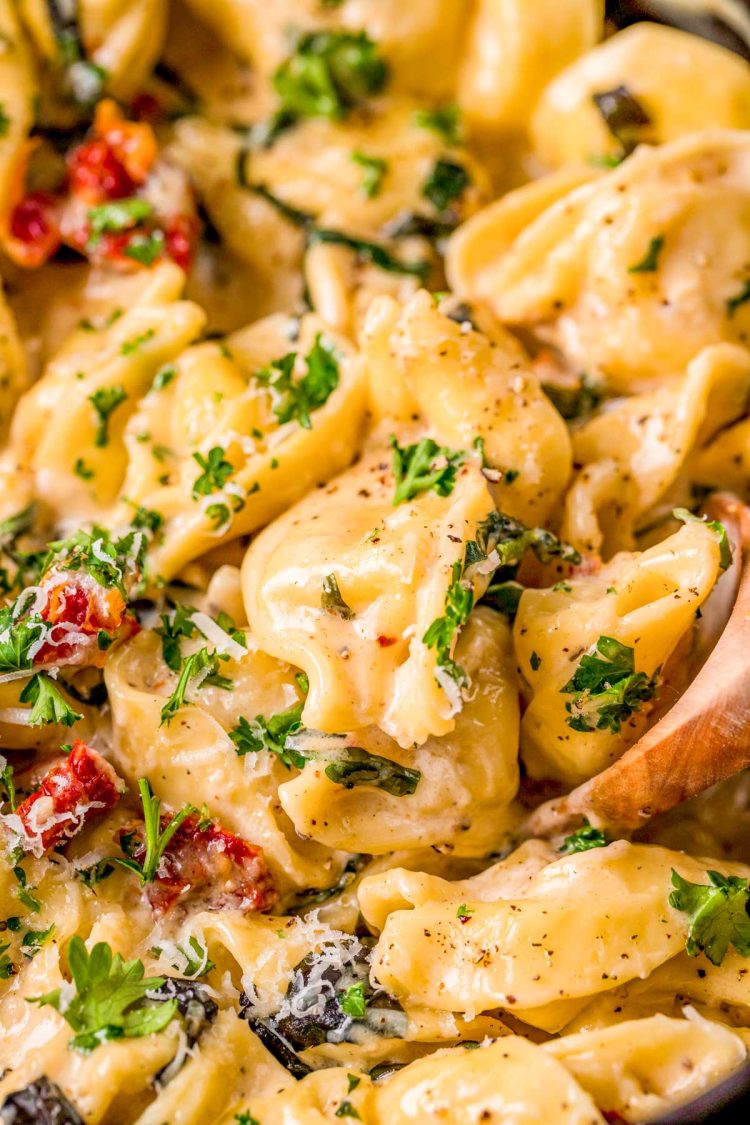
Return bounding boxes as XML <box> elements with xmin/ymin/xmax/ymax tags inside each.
<box><xmin>12</xmin><ymin>741</ymin><xmax>124</xmax><ymax>854</ymax></box>
<box><xmin>119</xmin><ymin>811</ymin><xmax>277</xmax><ymax>915</ymax></box>
<box><xmin>164</xmin><ymin>213</ymin><xmax>199</xmax><ymax>273</ymax></box>
<box><xmin>34</xmin><ymin>574</ymin><xmax>139</xmax><ymax>668</ymax></box>
<box><xmin>68</xmin><ymin>139</ymin><xmax>136</xmax><ymax>203</ymax></box>
<box><xmin>7</xmin><ymin>192</ymin><xmax>61</xmax><ymax>267</ymax></box>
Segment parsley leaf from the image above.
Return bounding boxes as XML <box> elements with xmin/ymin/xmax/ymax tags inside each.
<box><xmin>542</xmin><ymin>374</ymin><xmax>603</xmax><ymax>420</ymax></box>
<box><xmin>122</xmin><ymin>230</ymin><xmax>165</xmax><ymax>266</ymax></box>
<box><xmin>456</xmin><ymin>903</ymin><xmax>474</xmax><ymax>920</ymax></box>
<box><xmin>74</xmin><ymin>458</ymin><xmax>94</xmax><ymax>480</ymax></box>
<box><xmin>390</xmin><ymin>435</ymin><xmax>467</xmax><ymax>505</ymax></box>
<box><xmin>273</xmin><ymin>31</ymin><xmax>388</xmax><ymax>122</ymax></box>
<box><xmin>0</xmin><ymin>757</ymin><xmax>16</xmax><ymax>810</ymax></box>
<box><xmin>423</xmin><ymin>560</ymin><xmax>473</xmax><ymax>688</ymax></box>
<box><xmin>160</xmin><ymin>647</ymin><xmax>232</xmax><ymax>725</ymax></box>
<box><xmin>562</xmin><ymin>635</ymin><xmax>659</xmax><ymax>734</ymax></box>
<box><xmin>192</xmin><ymin>447</ymin><xmax>234</xmax><ymax>498</ymax></box>
<box><xmin>421</xmin><ymin>159</ymin><xmax>470</xmax><ymax>212</ymax></box>
<box><xmin>321</xmin><ymin>573</ymin><xmax>354</xmax><ymax>619</ymax></box>
<box><xmin>110</xmin><ymin>778</ymin><xmax>196</xmax><ymax>883</ymax></box>
<box><xmin>19</xmin><ymin>674</ymin><xmax>83</xmax><ymax>727</ymax></box>
<box><xmin>130</xmin><ymin>505</ymin><xmax>163</xmax><ymax>534</ymax></box>
<box><xmin>0</xmin><ymin>941</ymin><xmax>14</xmax><ymax>979</ymax></box>
<box><xmin>669</xmin><ymin>869</ymin><xmax>750</xmax><ymax>966</ymax></box>
<box><xmin>335</xmin><ymin>1102</ymin><xmax>360</xmax><ymax>1119</ymax></box>
<box><xmin>230</xmin><ymin>678</ymin><xmax>308</xmax><ymax>770</ymax></box>
<box><xmin>21</xmin><ymin>923</ymin><xmax>55</xmax><ymax>958</ymax></box>
<box><xmin>414</xmin><ymin>104</ymin><xmax>461</xmax><ymax>146</ymax></box>
<box><xmin>156</xmin><ymin>603</ymin><xmax>198</xmax><ymax>671</ymax></box>
<box><xmin>628</xmin><ymin>234</ymin><xmax>664</xmax><ymax>274</ymax></box>
<box><xmin>88</xmin><ymin>199</ymin><xmax>153</xmax><ymax>241</ymax></box>
<box><xmin>41</xmin><ymin>526</ymin><xmax>145</xmax><ymax>596</ymax></box>
<box><xmin>339</xmin><ymin>981</ymin><xmax>367</xmax><ymax>1017</ymax></box>
<box><xmin>559</xmin><ymin>820</ymin><xmax>608</xmax><ymax>854</ymax></box>
<box><xmin>0</xmin><ymin>608</ymin><xmax>46</xmax><ymax>674</ymax></box>
<box><xmin>256</xmin><ymin>335</ymin><xmax>339</xmax><ymax>430</ymax></box>
<box><xmin>351</xmin><ymin>151</ymin><xmax>387</xmax><ymax>198</ymax></box>
<box><xmin>28</xmin><ymin>935</ymin><xmax>178</xmax><ymax>1052</ymax></box>
<box><xmin>88</xmin><ymin>385</ymin><xmax>127</xmax><ymax>447</ymax></box>
<box><xmin>673</xmin><ymin>508</ymin><xmax>732</xmax><ymax>570</ymax></box>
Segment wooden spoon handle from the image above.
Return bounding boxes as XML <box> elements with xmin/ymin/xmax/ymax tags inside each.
<box><xmin>525</xmin><ymin>495</ymin><xmax>750</xmax><ymax>837</ymax></box>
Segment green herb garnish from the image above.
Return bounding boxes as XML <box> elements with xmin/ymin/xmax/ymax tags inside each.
<box><xmin>562</xmin><ymin>635</ymin><xmax>659</xmax><ymax>734</ymax></box>
<box><xmin>670</xmin><ymin>869</ymin><xmax>750</xmax><ymax>967</ymax></box>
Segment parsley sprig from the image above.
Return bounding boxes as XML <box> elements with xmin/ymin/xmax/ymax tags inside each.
<box><xmin>111</xmin><ymin>778</ymin><xmax>196</xmax><ymax>883</ymax></box>
<box><xmin>19</xmin><ymin>674</ymin><xmax>82</xmax><ymax>727</ymax></box>
<box><xmin>230</xmin><ymin>674</ymin><xmax>309</xmax><ymax>769</ymax></box>
<box><xmin>29</xmin><ymin>935</ymin><xmax>177</xmax><ymax>1052</ymax></box>
<box><xmin>390</xmin><ymin>435</ymin><xmax>467</xmax><ymax>505</ymax></box>
<box><xmin>423</xmin><ymin>561</ymin><xmax>474</xmax><ymax>689</ymax></box>
<box><xmin>673</xmin><ymin>508</ymin><xmax>732</xmax><ymax>570</ymax></box>
<box><xmin>160</xmin><ymin>647</ymin><xmax>232</xmax><ymax>725</ymax></box>
<box><xmin>562</xmin><ymin>636</ymin><xmax>659</xmax><ymax>734</ymax></box>
<box><xmin>256</xmin><ymin>336</ymin><xmax>339</xmax><ymax>430</ymax></box>
<box><xmin>670</xmin><ymin>869</ymin><xmax>750</xmax><ymax>966</ymax></box>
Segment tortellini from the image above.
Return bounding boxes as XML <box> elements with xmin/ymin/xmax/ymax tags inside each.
<box><xmin>367</xmin><ymin>842</ymin><xmax>750</xmax><ymax>1020</ymax></box>
<box><xmin>531</xmin><ymin>23</ymin><xmax>750</xmax><ymax>169</ymax></box>
<box><xmin>562</xmin><ymin>343</ymin><xmax>750</xmax><ymax>556</ymax></box>
<box><xmin>515</xmin><ymin>520</ymin><xmax>723</xmax><ymax>786</ymax></box>
<box><xmin>17</xmin><ymin>0</ymin><xmax>168</xmax><ymax>115</ymax></box>
<box><xmin>448</xmin><ymin>130</ymin><xmax>750</xmax><ymax>390</ymax></box>
<box><xmin>121</xmin><ymin>309</ymin><xmax>366</xmax><ymax>579</ymax></box>
<box><xmin>10</xmin><ymin>262</ymin><xmax>204</xmax><ymax>525</ymax></box>
<box><xmin>457</xmin><ymin>0</ymin><xmax>604</xmax><ymax>139</ymax></box>
<box><xmin>242</xmin><ymin>445</ymin><xmax>497</xmax><ymax>749</ymax></box>
<box><xmin>361</xmin><ymin>289</ymin><xmax>572</xmax><ymax>524</ymax></box>
<box><xmin>278</xmin><ymin>609</ymin><xmax>520</xmax><ymax>856</ymax></box>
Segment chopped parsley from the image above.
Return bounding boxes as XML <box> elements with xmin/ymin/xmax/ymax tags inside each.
<box><xmin>121</xmin><ymin>328</ymin><xmax>156</xmax><ymax>356</ymax></box>
<box><xmin>0</xmin><ymin>942</ymin><xmax>14</xmax><ymax>979</ymax></box>
<box><xmin>421</xmin><ymin>159</ymin><xmax>470</xmax><ymax>212</ymax></box>
<box><xmin>559</xmin><ymin>820</ymin><xmax>608</xmax><ymax>854</ymax></box>
<box><xmin>74</xmin><ymin>458</ymin><xmax>94</xmax><ymax>480</ymax></box>
<box><xmin>21</xmin><ymin>924</ymin><xmax>55</xmax><ymax>958</ymax></box>
<box><xmin>351</xmin><ymin>151</ymin><xmax>387</xmax><ymax>198</ymax></box>
<box><xmin>152</xmin><ymin>365</ymin><xmax>176</xmax><ymax>391</ymax></box>
<box><xmin>192</xmin><ymin>446</ymin><xmax>234</xmax><ymax>498</ymax></box>
<box><xmin>456</xmin><ymin>904</ymin><xmax>474</xmax><ymax>920</ymax></box>
<box><xmin>41</xmin><ymin>526</ymin><xmax>146</xmax><ymax>596</ymax></box>
<box><xmin>88</xmin><ymin>385</ymin><xmax>127</xmax><ymax>446</ymax></box>
<box><xmin>88</xmin><ymin>199</ymin><xmax>153</xmax><ymax>242</ymax></box>
<box><xmin>130</xmin><ymin>505</ymin><xmax>163</xmax><ymax>534</ymax></box>
<box><xmin>727</xmin><ymin>278</ymin><xmax>750</xmax><ymax>319</ymax></box>
<box><xmin>530</xmin><ymin>651</ymin><xmax>541</xmax><ymax>671</ymax></box>
<box><xmin>255</xmin><ymin>335</ymin><xmax>339</xmax><ymax>430</ymax></box>
<box><xmin>206</xmin><ymin>502</ymin><xmax>230</xmax><ymax>530</ymax></box>
<box><xmin>670</xmin><ymin>869</ymin><xmax>750</xmax><ymax>967</ymax></box>
<box><xmin>321</xmin><ymin>573</ymin><xmax>355</xmax><ymax>619</ymax></box>
<box><xmin>339</xmin><ymin>981</ymin><xmax>367</xmax><ymax>1017</ymax></box>
<box><xmin>562</xmin><ymin>635</ymin><xmax>659</xmax><ymax>734</ymax></box>
<box><xmin>28</xmin><ymin>935</ymin><xmax>178</xmax><ymax>1052</ymax></box>
<box><xmin>273</xmin><ymin>30</ymin><xmax>388</xmax><ymax>123</ymax></box>
<box><xmin>19</xmin><ymin>674</ymin><xmax>83</xmax><ymax>727</ymax></box>
<box><xmin>628</xmin><ymin>234</ymin><xmax>664</xmax><ymax>274</ymax></box>
<box><xmin>0</xmin><ymin>104</ymin><xmax>9</xmax><ymax>137</ymax></box>
<box><xmin>390</xmin><ymin>435</ymin><xmax>467</xmax><ymax>505</ymax></box>
<box><xmin>542</xmin><ymin>374</ymin><xmax>603</xmax><ymax>420</ymax></box>
<box><xmin>230</xmin><ymin>676</ymin><xmax>309</xmax><ymax>770</ymax></box>
<box><xmin>423</xmin><ymin>561</ymin><xmax>474</xmax><ymax>689</ymax></box>
<box><xmin>159</xmin><ymin>647</ymin><xmax>232</xmax><ymax>725</ymax></box>
<box><xmin>414</xmin><ymin>104</ymin><xmax>461</xmax><ymax>146</ymax></box>
<box><xmin>673</xmin><ymin>508</ymin><xmax>732</xmax><ymax>570</ymax></box>
<box><xmin>122</xmin><ymin>230</ymin><xmax>165</xmax><ymax>266</ymax></box>
<box><xmin>111</xmin><ymin>778</ymin><xmax>196</xmax><ymax>883</ymax></box>
<box><xmin>335</xmin><ymin>1105</ymin><xmax>360</xmax><ymax>1120</ymax></box>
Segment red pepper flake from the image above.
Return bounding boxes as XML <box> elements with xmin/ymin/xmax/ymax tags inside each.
<box><xmin>376</xmin><ymin>635</ymin><xmax>397</xmax><ymax>648</ymax></box>
<box><xmin>12</xmin><ymin>741</ymin><xmax>125</xmax><ymax>854</ymax></box>
<box><xmin>119</xmin><ymin>811</ymin><xmax>277</xmax><ymax>916</ymax></box>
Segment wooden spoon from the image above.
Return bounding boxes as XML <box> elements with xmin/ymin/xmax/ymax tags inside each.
<box><xmin>524</xmin><ymin>493</ymin><xmax>750</xmax><ymax>838</ymax></box>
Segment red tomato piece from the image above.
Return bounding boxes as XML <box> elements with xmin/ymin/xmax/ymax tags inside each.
<box><xmin>68</xmin><ymin>138</ymin><xmax>136</xmax><ymax>203</ymax></box>
<box><xmin>11</xmin><ymin>741</ymin><xmax>124</xmax><ymax>854</ymax></box>
<box><xmin>119</xmin><ymin>811</ymin><xmax>277</xmax><ymax>915</ymax></box>
<box><xmin>163</xmin><ymin>213</ymin><xmax>199</xmax><ymax>273</ymax></box>
<box><xmin>8</xmin><ymin>192</ymin><xmax>61</xmax><ymax>267</ymax></box>
<box><xmin>34</xmin><ymin>573</ymin><xmax>138</xmax><ymax>668</ymax></box>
